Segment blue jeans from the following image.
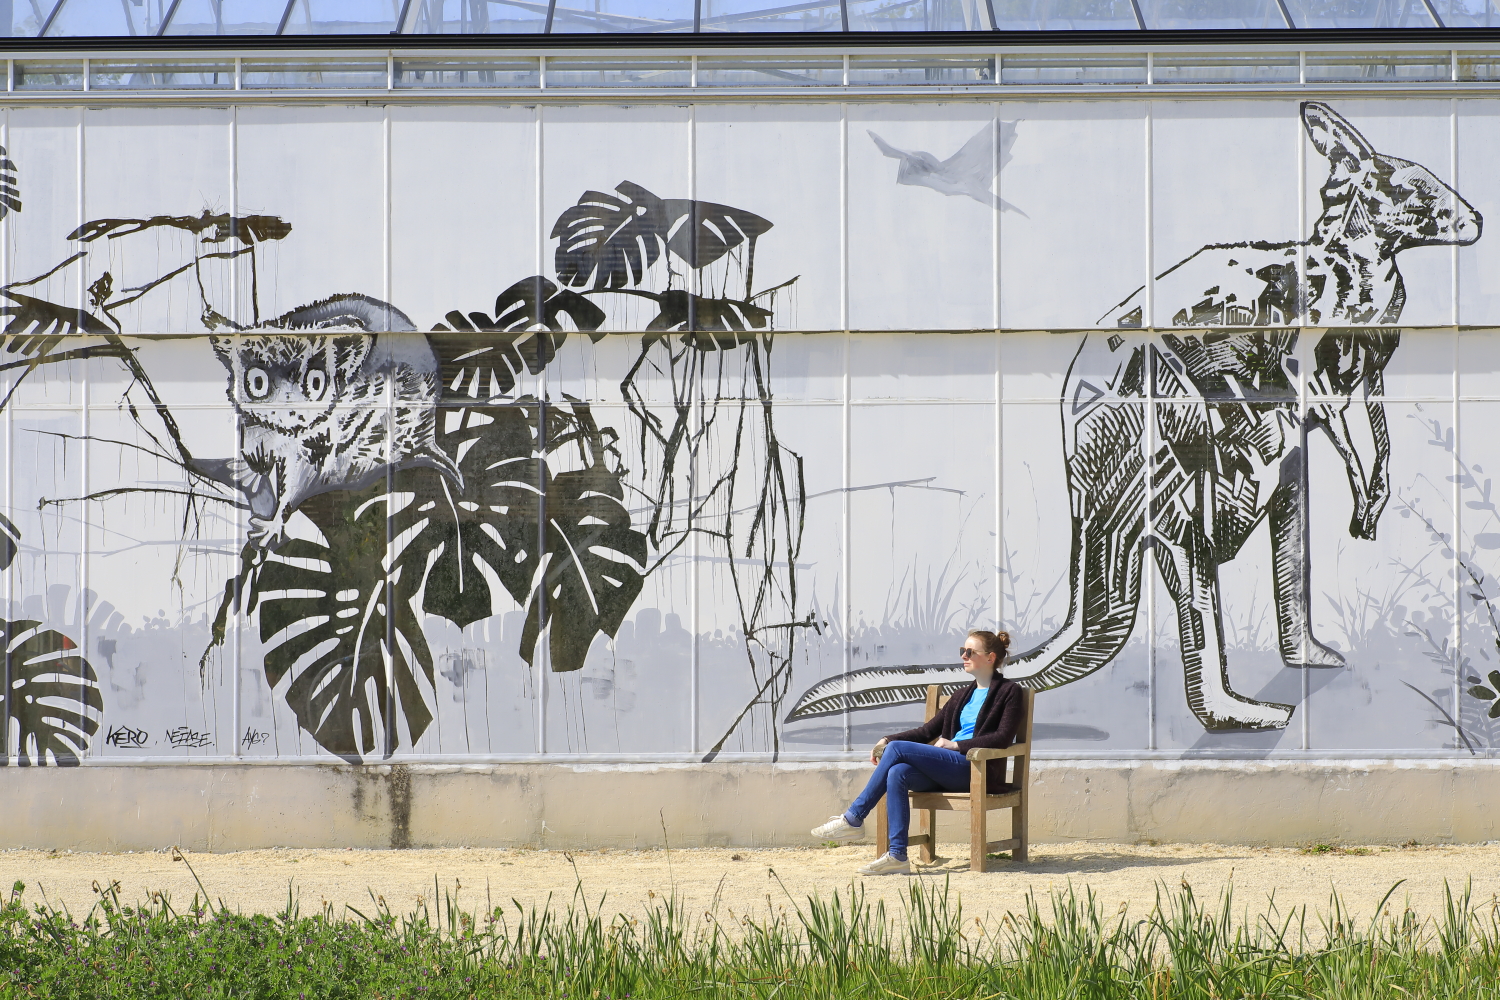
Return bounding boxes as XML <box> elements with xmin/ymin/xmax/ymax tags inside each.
<box><xmin>844</xmin><ymin>741</ymin><xmax>970</xmax><ymax>861</ymax></box>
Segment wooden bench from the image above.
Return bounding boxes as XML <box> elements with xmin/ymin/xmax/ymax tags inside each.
<box><xmin>874</xmin><ymin>684</ymin><xmax>1034</xmax><ymax>871</ymax></box>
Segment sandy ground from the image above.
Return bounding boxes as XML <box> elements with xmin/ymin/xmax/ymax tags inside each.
<box><xmin>4</xmin><ymin>842</ymin><xmax>1500</xmax><ymax>927</ymax></box>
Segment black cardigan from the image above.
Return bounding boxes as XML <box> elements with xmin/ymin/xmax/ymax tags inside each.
<box><xmin>883</xmin><ymin>677</ymin><xmax>1025</xmax><ymax>793</ymax></box>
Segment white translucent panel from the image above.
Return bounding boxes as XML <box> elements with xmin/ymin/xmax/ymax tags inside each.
<box><xmin>1151</xmin><ymin>102</ymin><xmax>1301</xmax><ymax>317</ymax></box>
<box><xmin>846</xmin><ymin>0</ymin><xmax>992</xmax><ymax>29</ymax></box>
<box><xmin>695</xmin><ymin>55</ymin><xmax>843</xmax><ymax>84</ymax></box>
<box><xmin>1306</xmin><ymin>50</ymin><xmax>1452</xmax><ymax>80</ymax></box>
<box><xmin>1303</xmin><ymin>100</ymin><xmax>1457</xmax><ymax>328</ymax></box>
<box><xmin>998</xmin><ymin>104</ymin><xmax>1146</xmax><ymax>330</ymax></box>
<box><xmin>14</xmin><ymin>59</ymin><xmax>82</xmax><ymax>88</ymax></box>
<box><xmin>281</xmin><ymin>0</ymin><xmax>401</xmax><ymax>32</ymax></box>
<box><xmin>694</xmin><ymin>105</ymin><xmax>844</xmax><ymax>332</ymax></box>
<box><xmin>393</xmin><ymin>56</ymin><xmax>539</xmax><ymax>85</ymax></box>
<box><xmin>161</xmin><ymin>0</ymin><xmax>286</xmax><ymax>33</ymax></box>
<box><xmin>847</xmin><ymin>53</ymin><xmax>994</xmax><ymax>84</ymax></box>
<box><xmin>407</xmin><ymin>0</ymin><xmax>547</xmax><ymax>33</ymax></box>
<box><xmin>81</xmin><ymin>107</ymin><xmax>235</xmax><ymax>335</ymax></box>
<box><xmin>848</xmin><ymin>107</ymin><xmax>997</xmax><ymax>330</ymax></box>
<box><xmin>1152</xmin><ymin>51</ymin><xmax>1299</xmax><ymax>82</ymax></box>
<box><xmin>43</xmin><ymin>0</ymin><xmax>160</xmax><ymax>35</ymax></box>
<box><xmin>1000</xmin><ymin>52</ymin><xmax>1147</xmax><ymax>84</ymax></box>
<box><xmin>541</xmin><ymin>106</ymin><xmax>689</xmax><ymax>332</ymax></box>
<box><xmin>235</xmin><ymin>106</ymin><xmax>386</xmax><ymax>325</ymax></box>
<box><xmin>389</xmin><ymin>106</ymin><xmax>536</xmax><ymax>336</ymax></box>
<box><xmin>1443</xmin><ymin>0</ymin><xmax>1500</xmax><ymax>24</ymax></box>
<box><xmin>991</xmin><ymin>0</ymin><xmax>1139</xmax><ymax>30</ymax></box>
<box><xmin>241</xmin><ymin>58</ymin><xmax>387</xmax><ymax>86</ymax></box>
<box><xmin>698</xmin><ymin>0</ymin><xmax>843</xmax><ymax>31</ymax></box>
<box><xmin>1142</xmin><ymin>0</ymin><xmax>1288</xmax><ymax>27</ymax></box>
<box><xmin>1283</xmin><ymin>0</ymin><xmax>1439</xmax><ymax>27</ymax></box>
<box><xmin>548</xmin><ymin>0</ymin><xmax>695</xmax><ymax>32</ymax></box>
<box><xmin>1458</xmin><ymin>102</ymin><xmax>1500</xmax><ymax>326</ymax></box>
<box><xmin>544</xmin><ymin>57</ymin><xmax>692</xmax><ymax>85</ymax></box>
<box><xmin>90</xmin><ymin>60</ymin><xmax>235</xmax><ymax>88</ymax></box>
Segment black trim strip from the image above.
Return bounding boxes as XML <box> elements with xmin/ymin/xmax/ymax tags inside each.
<box><xmin>4</xmin><ymin>26</ymin><xmax>1500</xmax><ymax>51</ymax></box>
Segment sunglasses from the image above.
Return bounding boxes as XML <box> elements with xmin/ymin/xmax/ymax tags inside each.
<box><xmin>959</xmin><ymin>647</ymin><xmax>988</xmax><ymax>660</ymax></box>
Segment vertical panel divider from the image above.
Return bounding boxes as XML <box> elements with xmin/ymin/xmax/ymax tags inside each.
<box><xmin>992</xmin><ymin>100</ymin><xmax>1002</xmax><ymax>660</ymax></box>
<box><xmin>1143</xmin><ymin>102</ymin><xmax>1157</xmax><ymax>751</ymax></box>
<box><xmin>383</xmin><ymin>105</ymin><xmax>397</xmax><ymax>757</ymax></box>
<box><xmin>1452</xmin><ymin>96</ymin><xmax>1460</xmax><ymax>328</ymax></box>
<box><xmin>230</xmin><ymin>104</ymin><xmax>242</xmax><ymax>758</ymax></box>
<box><xmin>1453</xmin><ymin>325</ymin><xmax>1463</xmax><ymax>760</ymax></box>
<box><xmin>3</xmin><ymin>107</ymin><xmax>10</xmax><ymax>767</ymax></box>
<box><xmin>535</xmin><ymin>104</ymin><xmax>546</xmax><ymax>757</ymax></box>
<box><xmin>840</xmin><ymin>100</ymin><xmax>851</xmax><ymax>754</ymax></box>
<box><xmin>992</xmin><ymin>100</ymin><xmax>1000</xmax><ymax>332</ymax></box>
<box><xmin>1451</xmin><ymin>96</ymin><xmax>1463</xmax><ymax>760</ymax></box>
<box><xmin>1296</xmin><ymin>101</ymin><xmax>1311</xmax><ymax>752</ymax></box>
<box><xmin>77</xmin><ymin>107</ymin><xmax>90</xmax><ymax>759</ymax></box>
<box><xmin>1</xmin><ymin>106</ymin><xmax>8</xmax><ymax>765</ymax></box>
<box><xmin>688</xmin><ymin>102</ymin><xmax>699</xmax><ymax>755</ymax></box>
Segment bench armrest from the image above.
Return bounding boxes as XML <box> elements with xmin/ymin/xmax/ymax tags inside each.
<box><xmin>966</xmin><ymin>744</ymin><xmax>1029</xmax><ymax>762</ymax></box>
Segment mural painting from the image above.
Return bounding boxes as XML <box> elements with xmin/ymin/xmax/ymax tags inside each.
<box><xmin>0</xmin><ymin>100</ymin><xmax>1494</xmax><ymax>765</ymax></box>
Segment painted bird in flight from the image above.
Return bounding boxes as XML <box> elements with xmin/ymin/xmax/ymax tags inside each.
<box><xmin>868</xmin><ymin>120</ymin><xmax>1025</xmax><ymax>215</ymax></box>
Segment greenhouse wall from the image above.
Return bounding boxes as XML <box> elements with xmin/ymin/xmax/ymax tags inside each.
<box><xmin>4</xmin><ymin>71</ymin><xmax>1500</xmax><ymax>846</ymax></box>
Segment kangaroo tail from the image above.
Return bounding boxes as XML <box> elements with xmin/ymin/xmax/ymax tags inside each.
<box><xmin>783</xmin><ymin>665</ymin><xmax>969</xmax><ymax>722</ymax></box>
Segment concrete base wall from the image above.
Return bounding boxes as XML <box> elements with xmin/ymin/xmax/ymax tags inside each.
<box><xmin>4</xmin><ymin>760</ymin><xmax>1499</xmax><ymax>852</ymax></box>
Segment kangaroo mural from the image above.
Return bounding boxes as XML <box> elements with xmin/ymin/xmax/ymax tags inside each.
<box><xmin>787</xmin><ymin>102</ymin><xmax>1483</xmax><ymax>732</ymax></box>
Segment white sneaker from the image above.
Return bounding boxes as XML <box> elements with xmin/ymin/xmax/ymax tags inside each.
<box><xmin>858</xmin><ymin>853</ymin><xmax>911</xmax><ymax>876</ymax></box>
<box><xmin>811</xmin><ymin>815</ymin><xmax>864</xmax><ymax>840</ymax></box>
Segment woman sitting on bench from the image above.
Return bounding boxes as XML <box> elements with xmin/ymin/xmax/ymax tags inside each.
<box><xmin>811</xmin><ymin>630</ymin><xmax>1025</xmax><ymax>875</ymax></box>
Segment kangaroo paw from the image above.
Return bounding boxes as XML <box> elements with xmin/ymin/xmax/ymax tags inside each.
<box><xmin>1193</xmin><ymin>688</ymin><xmax>1294</xmax><ymax>732</ymax></box>
<box><xmin>1281</xmin><ymin>640</ymin><xmax>1346</xmax><ymax>669</ymax></box>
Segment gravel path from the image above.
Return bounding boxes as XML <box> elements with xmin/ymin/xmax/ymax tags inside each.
<box><xmin>5</xmin><ymin>842</ymin><xmax>1499</xmax><ymax>926</ymax></box>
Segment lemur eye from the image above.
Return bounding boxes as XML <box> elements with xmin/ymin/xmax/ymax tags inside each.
<box><xmin>244</xmin><ymin>368</ymin><xmax>271</xmax><ymax>400</ymax></box>
<box><xmin>305</xmin><ymin>367</ymin><xmax>328</xmax><ymax>400</ymax></box>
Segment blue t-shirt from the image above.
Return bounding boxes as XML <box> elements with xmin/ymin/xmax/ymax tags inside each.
<box><xmin>953</xmin><ymin>685</ymin><xmax>989</xmax><ymax>743</ymax></box>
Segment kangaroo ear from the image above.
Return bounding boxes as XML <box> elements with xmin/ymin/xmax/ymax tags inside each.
<box><xmin>1303</xmin><ymin>102</ymin><xmax>1376</xmax><ymax>168</ymax></box>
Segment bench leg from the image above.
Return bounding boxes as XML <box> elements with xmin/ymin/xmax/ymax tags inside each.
<box><xmin>875</xmin><ymin>799</ymin><xmax>888</xmax><ymax>857</ymax></box>
<box><xmin>918</xmin><ymin>809</ymin><xmax>937</xmax><ymax>865</ymax></box>
<box><xmin>1012</xmin><ymin>801</ymin><xmax>1028</xmax><ymax>864</ymax></box>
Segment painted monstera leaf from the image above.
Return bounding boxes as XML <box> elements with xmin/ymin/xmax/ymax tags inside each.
<box><xmin>0</xmin><ymin>620</ymin><xmax>102</xmax><ymax>765</ymax></box>
<box><xmin>431</xmin><ymin>276</ymin><xmax>605</xmax><ymax>399</ymax></box>
<box><xmin>251</xmin><ymin>488</ymin><xmax>436</xmax><ymax>761</ymax></box>
<box><xmin>642</xmin><ymin>290</ymin><xmax>773</xmax><ymax>343</ymax></box>
<box><xmin>551</xmin><ymin>181</ymin><xmax>772</xmax><ymax>291</ymax></box>
<box><xmin>394</xmin><ymin>397</ymin><xmax>648</xmax><ymax>673</ymax></box>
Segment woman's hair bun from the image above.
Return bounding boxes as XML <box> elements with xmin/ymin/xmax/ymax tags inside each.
<box><xmin>966</xmin><ymin>629</ymin><xmax>1011</xmax><ymax>660</ymax></box>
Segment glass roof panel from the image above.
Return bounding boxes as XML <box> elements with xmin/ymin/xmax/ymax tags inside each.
<box><xmin>407</xmin><ymin>0</ymin><xmax>548</xmax><ymax>32</ymax></box>
<box><xmin>162</xmin><ymin>0</ymin><xmax>290</xmax><ymax>33</ymax></box>
<box><xmin>280</xmin><ymin>0</ymin><xmax>401</xmax><ymax>32</ymax></box>
<box><xmin>1281</xmin><ymin>0</ymin><xmax>1439</xmax><ymax>27</ymax></box>
<box><xmin>845</xmin><ymin>0</ymin><xmax>994</xmax><ymax>30</ymax></box>
<box><xmin>44</xmin><ymin>0</ymin><xmax>163</xmax><ymax>35</ymax></box>
<box><xmin>698</xmin><ymin>0</ymin><xmax>845</xmax><ymax>31</ymax></box>
<box><xmin>548</xmin><ymin>0</ymin><xmax>696</xmax><ymax>32</ymax></box>
<box><xmin>1438</xmin><ymin>0</ymin><xmax>1498</xmax><ymax>24</ymax></box>
<box><xmin>6</xmin><ymin>0</ymin><xmax>54</xmax><ymax>35</ymax></box>
<box><xmin>1141</xmin><ymin>0</ymin><xmax>1289</xmax><ymax>27</ymax></box>
<box><xmin>16</xmin><ymin>0</ymin><xmax>1487</xmax><ymax>35</ymax></box>
<box><xmin>990</xmin><ymin>0</ymin><xmax>1141</xmax><ymax>30</ymax></box>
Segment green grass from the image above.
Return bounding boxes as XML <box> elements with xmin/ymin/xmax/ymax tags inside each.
<box><xmin>4</xmin><ymin>859</ymin><xmax>1500</xmax><ymax>999</ymax></box>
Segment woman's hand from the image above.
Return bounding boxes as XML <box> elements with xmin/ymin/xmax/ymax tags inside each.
<box><xmin>870</xmin><ymin>739</ymin><xmax>887</xmax><ymax>765</ymax></box>
<box><xmin>934</xmin><ymin>738</ymin><xmax>960</xmax><ymax>751</ymax></box>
